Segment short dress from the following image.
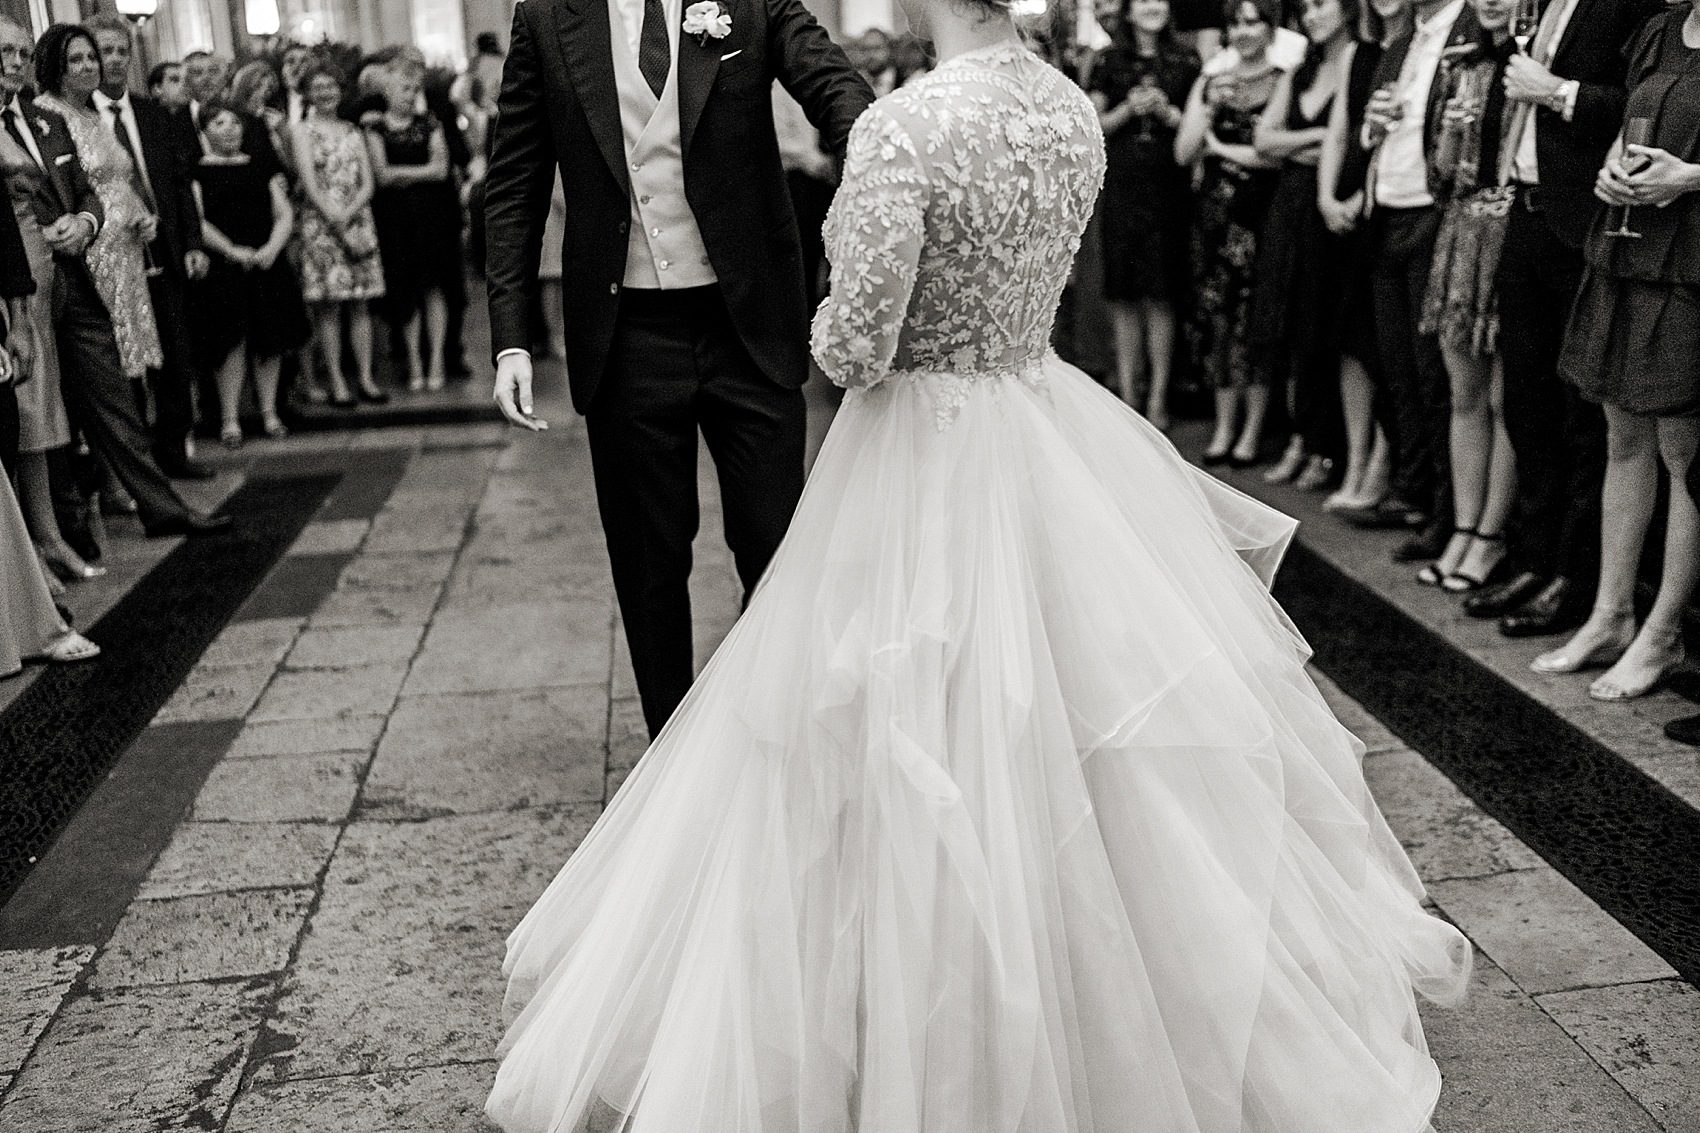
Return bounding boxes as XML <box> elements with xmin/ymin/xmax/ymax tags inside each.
<box><xmin>1187</xmin><ymin>68</ymin><xmax>1281</xmax><ymax>391</ymax></box>
<box><xmin>1560</xmin><ymin>10</ymin><xmax>1700</xmax><ymax>416</ymax></box>
<box><xmin>1089</xmin><ymin>38</ymin><xmax>1199</xmax><ymax>303</ymax></box>
<box><xmin>292</xmin><ymin>117</ymin><xmax>385</xmax><ymax>304</ymax></box>
<box><xmin>1418</xmin><ymin>34</ymin><xmax>1516</xmax><ymax>357</ymax></box>
<box><xmin>368</xmin><ymin>114</ymin><xmax>465</xmax><ymax>322</ymax></box>
<box><xmin>190</xmin><ymin>157</ymin><xmax>312</xmax><ymax>367</ymax></box>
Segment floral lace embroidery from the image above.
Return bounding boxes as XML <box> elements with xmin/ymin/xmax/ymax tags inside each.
<box><xmin>810</xmin><ymin>42</ymin><xmax>1106</xmax><ymax>420</ymax></box>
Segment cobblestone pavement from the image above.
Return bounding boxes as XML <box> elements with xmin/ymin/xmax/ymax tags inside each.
<box><xmin>1</xmin><ymin>404</ymin><xmax>1696</xmax><ymax>1131</ymax></box>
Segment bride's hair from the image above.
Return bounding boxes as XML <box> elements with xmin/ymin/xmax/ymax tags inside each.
<box><xmin>953</xmin><ymin>0</ymin><xmax>1018</xmax><ymax>19</ymax></box>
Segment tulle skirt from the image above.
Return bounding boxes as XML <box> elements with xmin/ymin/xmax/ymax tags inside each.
<box><xmin>485</xmin><ymin>356</ymin><xmax>1471</xmax><ymax>1133</ymax></box>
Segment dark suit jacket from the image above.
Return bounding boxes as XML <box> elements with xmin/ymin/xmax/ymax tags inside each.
<box><xmin>125</xmin><ymin>93</ymin><xmax>204</xmax><ymax>280</ymax></box>
<box><xmin>1363</xmin><ymin>3</ymin><xmax>1480</xmax><ymax>211</ymax></box>
<box><xmin>8</xmin><ymin>100</ymin><xmax>104</xmax><ymax>245</ymax></box>
<box><xmin>0</xmin><ymin>187</ymin><xmax>33</xmax><ymax>300</ymax></box>
<box><xmin>1524</xmin><ymin>0</ymin><xmax>1664</xmax><ymax>248</ymax></box>
<box><xmin>484</xmin><ymin>0</ymin><xmax>874</xmax><ymax>410</ymax></box>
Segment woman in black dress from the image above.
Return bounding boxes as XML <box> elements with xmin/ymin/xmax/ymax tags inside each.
<box><xmin>1539</xmin><ymin>1</ymin><xmax>1700</xmax><ymax>701</ymax></box>
<box><xmin>1314</xmin><ymin>0</ymin><xmax>1410</xmax><ymax>511</ymax></box>
<box><xmin>1250</xmin><ymin>0</ymin><xmax>1360</xmax><ymax>490</ymax></box>
<box><xmin>191</xmin><ymin>102</ymin><xmax>312</xmax><ymax>446</ymax></box>
<box><xmin>1175</xmin><ymin>0</ymin><xmax>1283</xmax><ymax>467</ymax></box>
<box><xmin>1090</xmin><ymin>0</ymin><xmax>1200</xmax><ymax>428</ymax></box>
<box><xmin>366</xmin><ymin>61</ymin><xmax>463</xmax><ymax>391</ymax></box>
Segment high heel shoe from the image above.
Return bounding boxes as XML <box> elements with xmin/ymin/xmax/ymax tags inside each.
<box><xmin>1261</xmin><ymin>437</ymin><xmax>1306</xmax><ymax>484</ymax></box>
<box><xmin>1293</xmin><ymin>455</ymin><xmax>1335</xmax><ymax>492</ymax></box>
<box><xmin>1531</xmin><ymin>621</ymin><xmax>1637</xmax><ymax>674</ymax></box>
<box><xmin>1417</xmin><ymin>527</ymin><xmax>1474</xmax><ymax>587</ymax></box>
<box><xmin>1442</xmin><ymin>532</ymin><xmax>1507</xmax><ymax>593</ymax></box>
<box><xmin>41</xmin><ymin>549</ymin><xmax>107</xmax><ymax>583</ymax></box>
<box><xmin>1590</xmin><ymin>642</ymin><xmax>1686</xmax><ymax>701</ymax></box>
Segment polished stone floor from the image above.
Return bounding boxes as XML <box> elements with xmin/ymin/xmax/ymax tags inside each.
<box><xmin>0</xmin><ymin>371</ymin><xmax>1696</xmax><ymax>1131</ymax></box>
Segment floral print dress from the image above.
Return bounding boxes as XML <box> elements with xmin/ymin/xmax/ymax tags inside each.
<box><xmin>35</xmin><ymin>94</ymin><xmax>162</xmax><ymax>379</ymax></box>
<box><xmin>293</xmin><ymin>117</ymin><xmax>385</xmax><ymax>303</ymax></box>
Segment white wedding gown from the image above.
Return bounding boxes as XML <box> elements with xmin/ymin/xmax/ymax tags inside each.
<box><xmin>486</xmin><ymin>42</ymin><xmax>1470</xmax><ymax>1133</ymax></box>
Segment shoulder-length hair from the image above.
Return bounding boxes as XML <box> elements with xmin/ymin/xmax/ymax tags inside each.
<box><xmin>1111</xmin><ymin>0</ymin><xmax>1191</xmax><ymax>57</ymax></box>
<box><xmin>1221</xmin><ymin>0</ymin><xmax>1282</xmax><ymax>29</ymax></box>
<box><xmin>230</xmin><ymin>60</ymin><xmax>279</xmax><ymax>115</ymax></box>
<box><xmin>34</xmin><ymin>24</ymin><xmax>101</xmax><ymax>97</ymax></box>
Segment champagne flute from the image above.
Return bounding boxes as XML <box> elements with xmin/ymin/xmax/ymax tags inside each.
<box><xmin>1136</xmin><ymin>72</ymin><xmax>1159</xmax><ymax>141</ymax></box>
<box><xmin>1607</xmin><ymin>117</ymin><xmax>1654</xmax><ymax>239</ymax></box>
<box><xmin>1511</xmin><ymin>0</ymin><xmax>1539</xmax><ymax>52</ymax></box>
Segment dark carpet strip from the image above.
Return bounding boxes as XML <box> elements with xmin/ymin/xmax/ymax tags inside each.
<box><xmin>0</xmin><ymin>474</ymin><xmax>339</xmax><ymax>906</ymax></box>
<box><xmin>1275</xmin><ymin>543</ymin><xmax>1700</xmax><ymax>985</ymax></box>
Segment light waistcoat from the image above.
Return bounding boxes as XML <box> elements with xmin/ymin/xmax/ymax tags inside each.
<box><xmin>609</xmin><ymin>0</ymin><xmax>716</xmax><ymax>289</ymax></box>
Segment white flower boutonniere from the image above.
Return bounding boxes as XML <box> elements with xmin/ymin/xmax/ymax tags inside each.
<box><xmin>33</xmin><ymin>117</ymin><xmax>48</xmax><ymax>138</ymax></box>
<box><xmin>683</xmin><ymin>0</ymin><xmax>731</xmax><ymax>45</ymax></box>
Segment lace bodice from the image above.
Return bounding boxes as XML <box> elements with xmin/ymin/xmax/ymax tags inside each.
<box><xmin>810</xmin><ymin>42</ymin><xmax>1105</xmax><ymax>397</ymax></box>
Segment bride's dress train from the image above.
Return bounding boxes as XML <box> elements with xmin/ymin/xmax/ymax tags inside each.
<box><xmin>486</xmin><ymin>42</ymin><xmax>1469</xmax><ymax>1133</ymax></box>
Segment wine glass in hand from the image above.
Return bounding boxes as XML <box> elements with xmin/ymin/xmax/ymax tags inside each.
<box><xmin>1607</xmin><ymin>117</ymin><xmax>1655</xmax><ymax>239</ymax></box>
<box><xmin>1511</xmin><ymin>0</ymin><xmax>1538</xmax><ymax>52</ymax></box>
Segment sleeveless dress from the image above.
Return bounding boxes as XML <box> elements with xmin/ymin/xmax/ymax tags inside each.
<box><xmin>367</xmin><ymin>114</ymin><xmax>465</xmax><ymax>322</ymax></box>
<box><xmin>0</xmin><ymin>131</ymin><xmax>69</xmax><ymax>453</ymax></box>
<box><xmin>1187</xmin><ymin>70</ymin><xmax>1280</xmax><ymax>392</ymax></box>
<box><xmin>1560</xmin><ymin>9</ymin><xmax>1700</xmax><ymax>416</ymax></box>
<box><xmin>1088</xmin><ymin>37</ymin><xmax>1199</xmax><ymax>303</ymax></box>
<box><xmin>291</xmin><ymin>117</ymin><xmax>385</xmax><ymax>304</ymax></box>
<box><xmin>34</xmin><ymin>94</ymin><xmax>162</xmax><ymax>380</ymax></box>
<box><xmin>189</xmin><ymin>158</ymin><xmax>311</xmax><ymax>367</ymax></box>
<box><xmin>486</xmin><ymin>43</ymin><xmax>1469</xmax><ymax>1133</ymax></box>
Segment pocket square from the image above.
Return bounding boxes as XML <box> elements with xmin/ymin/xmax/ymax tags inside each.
<box><xmin>54</xmin><ymin>153</ymin><xmax>72</xmax><ymax>165</ymax></box>
<box><xmin>720</xmin><ymin>48</ymin><xmax>743</xmax><ymax>61</ymax></box>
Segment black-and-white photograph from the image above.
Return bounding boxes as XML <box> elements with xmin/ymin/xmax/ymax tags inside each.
<box><xmin>0</xmin><ymin>0</ymin><xmax>1696</xmax><ymax>1127</ymax></box>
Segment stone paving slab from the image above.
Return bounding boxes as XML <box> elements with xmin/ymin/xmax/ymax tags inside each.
<box><xmin>1430</xmin><ymin>867</ymin><xmax>1677</xmax><ymax>996</ymax></box>
<box><xmin>308</xmin><ymin>553</ymin><xmax>456</xmax><ymax>628</ymax></box>
<box><xmin>285</xmin><ymin>625</ymin><xmax>426</xmax><ymax>671</ymax></box>
<box><xmin>1425</xmin><ymin>952</ymin><xmax>1663</xmax><ymax>1133</ymax></box>
<box><xmin>362</xmin><ymin>688</ymin><xmax>607</xmax><ymax>819</ymax></box>
<box><xmin>253</xmin><ymin>806</ymin><xmax>598</xmax><ymax>1084</ymax></box>
<box><xmin>402</xmin><ymin>600</ymin><xmax>613</xmax><ymax>696</ymax></box>
<box><xmin>0</xmin><ymin>946</ymin><xmax>93</xmax><ymax>1075</ymax></box>
<box><xmin>199</xmin><ymin>619</ymin><xmax>306</xmax><ymax>670</ymax></box>
<box><xmin>136</xmin><ymin>823</ymin><xmax>341</xmax><ymax>900</ymax></box>
<box><xmin>227</xmin><ymin>716</ymin><xmax>389</xmax><ymax>759</ymax></box>
<box><xmin>288</xmin><ymin>518</ymin><xmax>372</xmax><ymax>557</ymax></box>
<box><xmin>224</xmin><ymin>1061</ymin><xmax>498</xmax><ymax>1132</ymax></box>
<box><xmin>194</xmin><ymin>752</ymin><xmax>367</xmax><ymax>822</ymax></box>
<box><xmin>153</xmin><ymin>661</ymin><xmax>277</xmax><ymax>724</ymax></box>
<box><xmin>249</xmin><ymin>663</ymin><xmax>410</xmax><ymax>723</ymax></box>
<box><xmin>92</xmin><ymin>889</ymin><xmax>315</xmax><ymax>988</ymax></box>
<box><xmin>1363</xmin><ymin>749</ymin><xmax>1546</xmax><ymax>882</ymax></box>
<box><xmin>0</xmin><ymin>979</ymin><xmax>271</xmax><ymax>1133</ymax></box>
<box><xmin>1539</xmin><ymin>979</ymin><xmax>1700</xmax><ymax>1133</ymax></box>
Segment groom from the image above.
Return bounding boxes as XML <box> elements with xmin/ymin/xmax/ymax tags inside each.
<box><xmin>484</xmin><ymin>0</ymin><xmax>873</xmax><ymax>737</ymax></box>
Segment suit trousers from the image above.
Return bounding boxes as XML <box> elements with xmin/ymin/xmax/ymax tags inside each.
<box><xmin>1369</xmin><ymin>206</ymin><xmax>1451</xmax><ymax>529</ymax></box>
<box><xmin>586</xmin><ymin>285</ymin><xmax>807</xmax><ymax>739</ymax></box>
<box><xmin>146</xmin><ymin>270</ymin><xmax>198</xmax><ymax>459</ymax></box>
<box><xmin>52</xmin><ymin>262</ymin><xmax>190</xmax><ymax>530</ymax></box>
<box><xmin>1497</xmin><ymin>196</ymin><xmax>1604</xmax><ymax>587</ymax></box>
<box><xmin>0</xmin><ymin>383</ymin><xmax>18</xmax><ymax>477</ymax></box>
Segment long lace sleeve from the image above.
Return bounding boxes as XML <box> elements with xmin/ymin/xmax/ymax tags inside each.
<box><xmin>810</xmin><ymin>106</ymin><xmax>928</xmax><ymax>390</ymax></box>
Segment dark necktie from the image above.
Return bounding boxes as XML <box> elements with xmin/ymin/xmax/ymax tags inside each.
<box><xmin>107</xmin><ymin>102</ymin><xmax>156</xmax><ymax>212</ymax></box>
<box><xmin>638</xmin><ymin>0</ymin><xmax>671</xmax><ymax>99</ymax></box>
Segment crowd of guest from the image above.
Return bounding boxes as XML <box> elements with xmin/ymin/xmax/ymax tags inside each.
<box><xmin>1054</xmin><ymin>0</ymin><xmax>1700</xmax><ymax>742</ymax></box>
<box><xmin>0</xmin><ymin>20</ymin><xmax>504</xmax><ymax>675</ymax></box>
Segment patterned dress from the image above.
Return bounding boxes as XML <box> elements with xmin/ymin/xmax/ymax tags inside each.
<box><xmin>34</xmin><ymin>94</ymin><xmax>162</xmax><ymax>379</ymax></box>
<box><xmin>291</xmin><ymin>117</ymin><xmax>385</xmax><ymax>304</ymax></box>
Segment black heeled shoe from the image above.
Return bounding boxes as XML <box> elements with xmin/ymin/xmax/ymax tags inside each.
<box><xmin>1443</xmin><ymin>531</ymin><xmax>1508</xmax><ymax>593</ymax></box>
<box><xmin>1416</xmin><ymin>527</ymin><xmax>1474</xmax><ymax>586</ymax></box>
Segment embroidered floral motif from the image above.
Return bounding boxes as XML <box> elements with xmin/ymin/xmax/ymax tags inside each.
<box><xmin>809</xmin><ymin>42</ymin><xmax>1105</xmax><ymax>430</ymax></box>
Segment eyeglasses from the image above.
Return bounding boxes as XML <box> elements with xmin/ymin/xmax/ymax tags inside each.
<box><xmin>0</xmin><ymin>46</ymin><xmax>34</xmax><ymax>62</ymax></box>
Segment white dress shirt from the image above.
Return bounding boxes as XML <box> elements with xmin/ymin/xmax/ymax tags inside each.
<box><xmin>1510</xmin><ymin>0</ymin><xmax>1582</xmax><ymax>185</ymax></box>
<box><xmin>1373</xmin><ymin>0</ymin><xmax>1465</xmax><ymax>210</ymax></box>
<box><xmin>92</xmin><ymin>89</ymin><xmax>156</xmax><ymax>204</ymax></box>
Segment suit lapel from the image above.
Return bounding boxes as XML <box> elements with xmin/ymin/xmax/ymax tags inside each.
<box><xmin>22</xmin><ymin>104</ymin><xmax>76</xmax><ymax>217</ymax></box>
<box><xmin>559</xmin><ymin>0</ymin><xmax>632</xmax><ymax>195</ymax></box>
<box><xmin>1549</xmin><ymin>0</ymin><xmax>1598</xmax><ymax>64</ymax></box>
<box><xmin>675</xmin><ymin>17</ymin><xmax>722</xmax><ymax>160</ymax></box>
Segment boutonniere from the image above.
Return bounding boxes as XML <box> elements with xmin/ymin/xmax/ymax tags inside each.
<box><xmin>683</xmin><ymin>0</ymin><xmax>731</xmax><ymax>45</ymax></box>
<box><xmin>33</xmin><ymin>117</ymin><xmax>48</xmax><ymax>138</ymax></box>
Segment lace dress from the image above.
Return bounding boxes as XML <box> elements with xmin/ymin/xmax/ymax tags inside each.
<box><xmin>487</xmin><ymin>42</ymin><xmax>1468</xmax><ymax>1133</ymax></box>
<box><xmin>34</xmin><ymin>94</ymin><xmax>162</xmax><ymax>379</ymax></box>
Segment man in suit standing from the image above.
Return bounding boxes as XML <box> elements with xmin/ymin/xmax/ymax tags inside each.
<box><xmin>485</xmin><ymin>0</ymin><xmax>872</xmax><ymax>737</ymax></box>
<box><xmin>0</xmin><ymin>17</ymin><xmax>226</xmax><ymax>539</ymax></box>
<box><xmin>89</xmin><ymin>15</ymin><xmax>215</xmax><ymax>481</ymax></box>
<box><xmin>1461</xmin><ymin>0</ymin><xmax>1662</xmax><ymax>637</ymax></box>
<box><xmin>1341</xmin><ymin>0</ymin><xmax>1475</xmax><ymax>561</ymax></box>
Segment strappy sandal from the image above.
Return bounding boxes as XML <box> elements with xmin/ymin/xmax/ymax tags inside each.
<box><xmin>28</xmin><ymin>631</ymin><xmax>100</xmax><ymax>664</ymax></box>
<box><xmin>1417</xmin><ymin>527</ymin><xmax>1474</xmax><ymax>586</ymax></box>
<box><xmin>1442</xmin><ymin>531</ymin><xmax>1507</xmax><ymax>593</ymax></box>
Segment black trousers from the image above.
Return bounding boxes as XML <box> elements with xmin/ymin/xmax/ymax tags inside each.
<box><xmin>0</xmin><ymin>382</ymin><xmax>18</xmax><ymax>478</ymax></box>
<box><xmin>52</xmin><ymin>263</ymin><xmax>191</xmax><ymax>529</ymax></box>
<box><xmin>586</xmin><ymin>285</ymin><xmax>807</xmax><ymax>738</ymax></box>
<box><xmin>145</xmin><ymin>270</ymin><xmax>197</xmax><ymax>460</ymax></box>
<box><xmin>1497</xmin><ymin>195</ymin><xmax>1604</xmax><ymax>588</ymax></box>
<box><xmin>1368</xmin><ymin>206</ymin><xmax>1451</xmax><ymax>528</ymax></box>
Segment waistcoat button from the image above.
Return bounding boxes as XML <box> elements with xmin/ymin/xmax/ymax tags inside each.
<box><xmin>609</xmin><ymin>282</ymin><xmax>619</xmax><ymax>294</ymax></box>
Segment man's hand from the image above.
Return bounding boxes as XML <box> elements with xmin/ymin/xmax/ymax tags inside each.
<box><xmin>185</xmin><ymin>250</ymin><xmax>211</xmax><ymax>279</ymax></box>
<box><xmin>8</xmin><ymin>317</ymin><xmax>33</xmax><ymax>380</ymax></box>
<box><xmin>1504</xmin><ymin>54</ymin><xmax>1562</xmax><ymax>106</ymax></box>
<box><xmin>493</xmin><ymin>352</ymin><xmax>548</xmax><ymax>432</ymax></box>
<box><xmin>44</xmin><ymin>214</ymin><xmax>92</xmax><ymax>256</ymax></box>
<box><xmin>1364</xmin><ymin>88</ymin><xmax>1403</xmax><ymax>145</ymax></box>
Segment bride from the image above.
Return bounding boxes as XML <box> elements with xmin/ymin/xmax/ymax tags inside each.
<box><xmin>485</xmin><ymin>0</ymin><xmax>1471</xmax><ymax>1129</ymax></box>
